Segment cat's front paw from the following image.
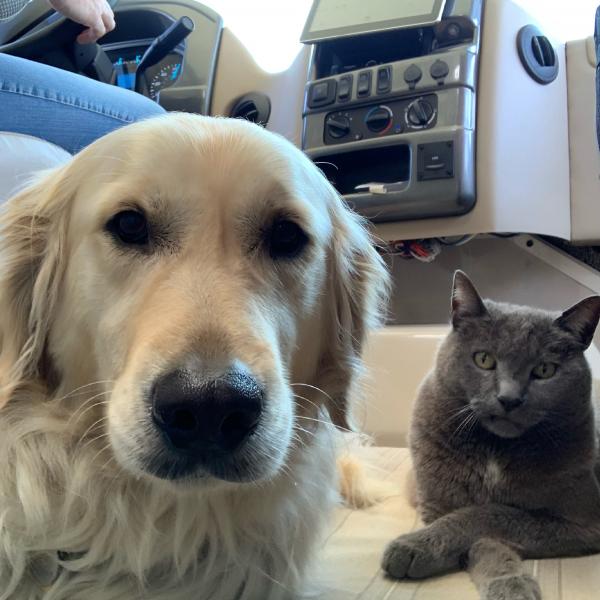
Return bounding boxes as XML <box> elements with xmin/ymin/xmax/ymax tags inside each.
<box><xmin>483</xmin><ymin>575</ymin><xmax>541</xmax><ymax>600</ymax></box>
<box><xmin>382</xmin><ymin>530</ymin><xmax>462</xmax><ymax>579</ymax></box>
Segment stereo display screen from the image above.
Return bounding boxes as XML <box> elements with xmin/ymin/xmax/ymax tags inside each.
<box><xmin>301</xmin><ymin>0</ymin><xmax>445</xmax><ymax>43</ymax></box>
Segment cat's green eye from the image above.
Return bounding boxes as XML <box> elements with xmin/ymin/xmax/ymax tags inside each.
<box><xmin>531</xmin><ymin>362</ymin><xmax>557</xmax><ymax>380</ymax></box>
<box><xmin>473</xmin><ymin>351</ymin><xmax>496</xmax><ymax>370</ymax></box>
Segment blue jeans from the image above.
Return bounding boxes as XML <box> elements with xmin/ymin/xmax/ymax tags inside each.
<box><xmin>0</xmin><ymin>53</ymin><xmax>165</xmax><ymax>154</ymax></box>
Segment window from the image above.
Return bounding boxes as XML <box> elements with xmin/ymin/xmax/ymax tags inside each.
<box><xmin>204</xmin><ymin>0</ymin><xmax>313</xmax><ymax>73</ymax></box>
<box><xmin>203</xmin><ymin>1</ymin><xmax>598</xmax><ymax>73</ymax></box>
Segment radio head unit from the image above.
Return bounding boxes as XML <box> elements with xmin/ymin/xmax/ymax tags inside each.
<box><xmin>301</xmin><ymin>0</ymin><xmax>482</xmax><ymax>223</ymax></box>
<box><xmin>301</xmin><ymin>0</ymin><xmax>446</xmax><ymax>44</ymax></box>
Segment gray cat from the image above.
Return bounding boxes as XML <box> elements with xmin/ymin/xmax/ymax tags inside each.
<box><xmin>382</xmin><ymin>270</ymin><xmax>600</xmax><ymax>600</ymax></box>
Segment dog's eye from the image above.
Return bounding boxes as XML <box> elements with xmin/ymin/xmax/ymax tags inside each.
<box><xmin>107</xmin><ymin>210</ymin><xmax>149</xmax><ymax>245</ymax></box>
<box><xmin>267</xmin><ymin>219</ymin><xmax>308</xmax><ymax>259</ymax></box>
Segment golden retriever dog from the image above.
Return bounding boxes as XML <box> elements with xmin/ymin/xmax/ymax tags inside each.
<box><xmin>0</xmin><ymin>114</ymin><xmax>389</xmax><ymax>599</ymax></box>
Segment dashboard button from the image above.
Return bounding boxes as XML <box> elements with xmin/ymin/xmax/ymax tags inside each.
<box><xmin>325</xmin><ymin>114</ymin><xmax>351</xmax><ymax>139</ymax></box>
<box><xmin>365</xmin><ymin>106</ymin><xmax>393</xmax><ymax>133</ymax></box>
<box><xmin>430</xmin><ymin>60</ymin><xmax>450</xmax><ymax>80</ymax></box>
<box><xmin>418</xmin><ymin>142</ymin><xmax>454</xmax><ymax>181</ymax></box>
<box><xmin>338</xmin><ymin>75</ymin><xmax>353</xmax><ymax>101</ymax></box>
<box><xmin>357</xmin><ymin>71</ymin><xmax>372</xmax><ymax>97</ymax></box>
<box><xmin>376</xmin><ymin>66</ymin><xmax>392</xmax><ymax>94</ymax></box>
<box><xmin>308</xmin><ymin>80</ymin><xmax>336</xmax><ymax>108</ymax></box>
<box><xmin>403</xmin><ymin>64</ymin><xmax>422</xmax><ymax>86</ymax></box>
<box><xmin>407</xmin><ymin>98</ymin><xmax>434</xmax><ymax>126</ymax></box>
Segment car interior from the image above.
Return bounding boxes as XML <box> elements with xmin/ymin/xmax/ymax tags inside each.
<box><xmin>1</xmin><ymin>0</ymin><xmax>600</xmax><ymax>597</ymax></box>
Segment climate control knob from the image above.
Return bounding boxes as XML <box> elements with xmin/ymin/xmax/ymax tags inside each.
<box><xmin>325</xmin><ymin>114</ymin><xmax>351</xmax><ymax>139</ymax></box>
<box><xmin>364</xmin><ymin>106</ymin><xmax>393</xmax><ymax>133</ymax></box>
<box><xmin>406</xmin><ymin>98</ymin><xmax>435</xmax><ymax>127</ymax></box>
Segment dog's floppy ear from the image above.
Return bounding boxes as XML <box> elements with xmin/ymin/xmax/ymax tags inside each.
<box><xmin>0</xmin><ymin>165</ymin><xmax>74</xmax><ymax>407</ymax></box>
<box><xmin>316</xmin><ymin>194</ymin><xmax>390</xmax><ymax>430</ymax></box>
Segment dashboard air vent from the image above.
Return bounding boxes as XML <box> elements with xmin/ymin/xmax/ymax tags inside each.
<box><xmin>517</xmin><ymin>25</ymin><xmax>558</xmax><ymax>85</ymax></box>
<box><xmin>229</xmin><ymin>93</ymin><xmax>271</xmax><ymax>126</ymax></box>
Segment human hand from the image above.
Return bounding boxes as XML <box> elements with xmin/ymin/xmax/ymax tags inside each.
<box><xmin>49</xmin><ymin>0</ymin><xmax>115</xmax><ymax>44</ymax></box>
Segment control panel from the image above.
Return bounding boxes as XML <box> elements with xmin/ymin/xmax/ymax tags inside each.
<box><xmin>323</xmin><ymin>94</ymin><xmax>438</xmax><ymax>144</ymax></box>
<box><xmin>301</xmin><ymin>0</ymin><xmax>482</xmax><ymax>223</ymax></box>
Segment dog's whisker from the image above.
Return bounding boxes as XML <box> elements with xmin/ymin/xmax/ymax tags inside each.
<box><xmin>65</xmin><ymin>394</ymin><xmax>112</xmax><ymax>426</ymax></box>
<box><xmin>75</xmin><ymin>417</ymin><xmax>110</xmax><ymax>450</ymax></box>
<box><xmin>66</xmin><ymin>399</ymin><xmax>111</xmax><ymax>431</ymax></box>
<box><xmin>64</xmin><ymin>395</ymin><xmax>111</xmax><ymax>425</ymax></box>
<box><xmin>88</xmin><ymin>442</ymin><xmax>114</xmax><ymax>468</ymax></box>
<box><xmin>292</xmin><ymin>393</ymin><xmax>322</xmax><ymax>414</ymax></box>
<box><xmin>290</xmin><ymin>383</ymin><xmax>338</xmax><ymax>406</ymax></box>
<box><xmin>53</xmin><ymin>380</ymin><xmax>115</xmax><ymax>404</ymax></box>
<box><xmin>292</xmin><ymin>424</ymin><xmax>317</xmax><ymax>438</ymax></box>
<box><xmin>296</xmin><ymin>415</ymin><xmax>348</xmax><ymax>433</ymax></box>
<box><xmin>78</xmin><ymin>430</ymin><xmax>111</xmax><ymax>454</ymax></box>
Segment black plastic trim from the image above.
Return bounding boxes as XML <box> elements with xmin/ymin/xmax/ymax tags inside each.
<box><xmin>517</xmin><ymin>25</ymin><xmax>558</xmax><ymax>85</ymax></box>
<box><xmin>229</xmin><ymin>92</ymin><xmax>271</xmax><ymax>126</ymax></box>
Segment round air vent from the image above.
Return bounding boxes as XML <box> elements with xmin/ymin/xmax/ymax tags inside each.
<box><xmin>517</xmin><ymin>25</ymin><xmax>559</xmax><ymax>85</ymax></box>
<box><xmin>229</xmin><ymin>93</ymin><xmax>271</xmax><ymax>126</ymax></box>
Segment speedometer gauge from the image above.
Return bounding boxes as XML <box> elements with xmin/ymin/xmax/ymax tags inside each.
<box><xmin>148</xmin><ymin>60</ymin><xmax>182</xmax><ymax>100</ymax></box>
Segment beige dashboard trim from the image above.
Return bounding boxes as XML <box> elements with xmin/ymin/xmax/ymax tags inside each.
<box><xmin>211</xmin><ymin>27</ymin><xmax>310</xmax><ymax>147</ymax></box>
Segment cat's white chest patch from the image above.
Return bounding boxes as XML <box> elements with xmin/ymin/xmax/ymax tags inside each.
<box><xmin>483</xmin><ymin>459</ymin><xmax>503</xmax><ymax>488</ymax></box>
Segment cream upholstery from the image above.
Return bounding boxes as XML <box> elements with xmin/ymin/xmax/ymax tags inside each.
<box><xmin>0</xmin><ymin>132</ymin><xmax>71</xmax><ymax>203</ymax></box>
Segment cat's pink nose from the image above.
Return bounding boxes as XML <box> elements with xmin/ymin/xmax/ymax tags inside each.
<box><xmin>498</xmin><ymin>396</ymin><xmax>523</xmax><ymax>412</ymax></box>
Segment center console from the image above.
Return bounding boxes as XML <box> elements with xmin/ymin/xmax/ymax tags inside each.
<box><xmin>301</xmin><ymin>0</ymin><xmax>482</xmax><ymax>223</ymax></box>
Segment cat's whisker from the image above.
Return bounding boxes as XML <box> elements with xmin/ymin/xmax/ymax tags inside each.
<box><xmin>444</xmin><ymin>405</ymin><xmax>473</xmax><ymax>427</ymax></box>
<box><xmin>451</xmin><ymin>410</ymin><xmax>478</xmax><ymax>440</ymax></box>
<box><xmin>462</xmin><ymin>412</ymin><xmax>479</xmax><ymax>441</ymax></box>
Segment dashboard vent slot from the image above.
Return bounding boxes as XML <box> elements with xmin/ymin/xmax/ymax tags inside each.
<box><xmin>229</xmin><ymin>93</ymin><xmax>271</xmax><ymax>126</ymax></box>
<box><xmin>517</xmin><ymin>25</ymin><xmax>558</xmax><ymax>85</ymax></box>
<box><xmin>531</xmin><ymin>35</ymin><xmax>555</xmax><ymax>67</ymax></box>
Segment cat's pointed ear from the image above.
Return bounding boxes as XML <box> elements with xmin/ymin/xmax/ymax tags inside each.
<box><xmin>554</xmin><ymin>296</ymin><xmax>600</xmax><ymax>349</ymax></box>
<box><xmin>451</xmin><ymin>270</ymin><xmax>487</xmax><ymax>327</ymax></box>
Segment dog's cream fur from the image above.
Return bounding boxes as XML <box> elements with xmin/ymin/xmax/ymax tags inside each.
<box><xmin>0</xmin><ymin>115</ymin><xmax>389</xmax><ymax>599</ymax></box>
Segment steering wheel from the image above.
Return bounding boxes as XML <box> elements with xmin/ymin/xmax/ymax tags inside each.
<box><xmin>0</xmin><ymin>0</ymin><xmax>118</xmax><ymax>53</ymax></box>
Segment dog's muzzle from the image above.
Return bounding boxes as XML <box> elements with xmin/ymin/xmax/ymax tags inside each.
<box><xmin>147</xmin><ymin>366</ymin><xmax>264</xmax><ymax>480</ymax></box>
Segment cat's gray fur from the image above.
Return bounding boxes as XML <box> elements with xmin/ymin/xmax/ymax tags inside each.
<box><xmin>382</xmin><ymin>271</ymin><xmax>600</xmax><ymax>599</ymax></box>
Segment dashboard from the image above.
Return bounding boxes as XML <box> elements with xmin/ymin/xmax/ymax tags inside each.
<box><xmin>0</xmin><ymin>0</ymin><xmax>223</xmax><ymax>114</ymax></box>
<box><xmin>103</xmin><ymin>40</ymin><xmax>184</xmax><ymax>101</ymax></box>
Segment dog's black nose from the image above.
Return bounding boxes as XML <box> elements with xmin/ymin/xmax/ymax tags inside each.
<box><xmin>498</xmin><ymin>395</ymin><xmax>524</xmax><ymax>413</ymax></box>
<box><xmin>151</xmin><ymin>368</ymin><xmax>263</xmax><ymax>453</ymax></box>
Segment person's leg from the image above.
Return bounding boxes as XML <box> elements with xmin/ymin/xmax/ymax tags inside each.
<box><xmin>0</xmin><ymin>53</ymin><xmax>165</xmax><ymax>154</ymax></box>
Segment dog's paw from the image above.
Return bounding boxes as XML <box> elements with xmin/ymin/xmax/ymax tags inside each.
<box><xmin>382</xmin><ymin>531</ymin><xmax>461</xmax><ymax>579</ymax></box>
<box><xmin>483</xmin><ymin>575</ymin><xmax>541</xmax><ymax>600</ymax></box>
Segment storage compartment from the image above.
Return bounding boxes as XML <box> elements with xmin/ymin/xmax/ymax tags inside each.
<box><xmin>317</xmin><ymin>144</ymin><xmax>410</xmax><ymax>196</ymax></box>
<box><xmin>314</xmin><ymin>28</ymin><xmax>434</xmax><ymax>78</ymax></box>
<box><xmin>312</xmin><ymin>18</ymin><xmax>477</xmax><ymax>79</ymax></box>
